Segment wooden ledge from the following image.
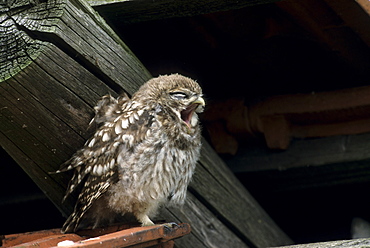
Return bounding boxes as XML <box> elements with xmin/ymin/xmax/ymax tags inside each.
<box><xmin>1</xmin><ymin>223</ymin><xmax>191</xmax><ymax>248</ymax></box>
<box><xmin>203</xmin><ymin>85</ymin><xmax>370</xmax><ymax>151</ymax></box>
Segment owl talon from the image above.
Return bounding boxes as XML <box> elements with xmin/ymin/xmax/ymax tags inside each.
<box><xmin>138</xmin><ymin>214</ymin><xmax>155</xmax><ymax>226</ymax></box>
<box><xmin>162</xmin><ymin>222</ymin><xmax>179</xmax><ymax>229</ymax></box>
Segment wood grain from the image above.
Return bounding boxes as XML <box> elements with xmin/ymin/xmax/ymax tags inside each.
<box><xmin>0</xmin><ymin>0</ymin><xmax>292</xmax><ymax>247</ymax></box>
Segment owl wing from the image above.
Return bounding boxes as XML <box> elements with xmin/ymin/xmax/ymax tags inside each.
<box><xmin>61</xmin><ymin>167</ymin><xmax>118</xmax><ymax>233</ymax></box>
<box><xmin>58</xmin><ymin>94</ymin><xmax>153</xmax><ymax>196</ymax></box>
<box><xmin>88</xmin><ymin>94</ymin><xmax>130</xmax><ymax>126</ymax></box>
<box><xmin>59</xmin><ymin>96</ymin><xmax>157</xmax><ymax>232</ymax></box>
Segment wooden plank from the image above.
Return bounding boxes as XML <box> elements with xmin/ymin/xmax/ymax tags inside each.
<box><xmin>323</xmin><ymin>0</ymin><xmax>370</xmax><ymax>49</ymax></box>
<box><xmin>275</xmin><ymin>238</ymin><xmax>370</xmax><ymax>248</ymax></box>
<box><xmin>5</xmin><ymin>0</ymin><xmax>151</xmax><ymax>93</ymax></box>
<box><xmin>357</xmin><ymin>0</ymin><xmax>370</xmax><ymax>15</ymax></box>
<box><xmin>276</xmin><ymin>0</ymin><xmax>370</xmax><ymax>75</ymax></box>
<box><xmin>204</xmin><ymin>85</ymin><xmax>370</xmax><ymax>151</ymax></box>
<box><xmin>1</xmin><ymin>229</ymin><xmax>64</xmax><ymax>247</ymax></box>
<box><xmin>2</xmin><ymin>224</ymin><xmax>190</xmax><ymax>248</ymax></box>
<box><xmin>194</xmin><ymin>139</ymin><xmax>292</xmax><ymax>247</ymax></box>
<box><xmin>1</xmin><ymin>0</ymin><xmax>292</xmax><ymax>247</ymax></box>
<box><xmin>0</xmin><ymin>49</ymin><xmax>99</xmax><ymax>215</ymax></box>
<box><xmin>1</xmin><ymin>0</ymin><xmax>150</xmax><ymax>216</ymax></box>
<box><xmin>88</xmin><ymin>0</ymin><xmax>281</xmax><ymax>24</ymax></box>
<box><xmin>160</xmin><ymin>193</ymin><xmax>249</xmax><ymax>248</ymax></box>
<box><xmin>227</xmin><ymin>132</ymin><xmax>370</xmax><ymax>173</ymax></box>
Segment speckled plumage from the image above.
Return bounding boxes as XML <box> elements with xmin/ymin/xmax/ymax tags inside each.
<box><xmin>58</xmin><ymin>74</ymin><xmax>205</xmax><ymax>233</ymax></box>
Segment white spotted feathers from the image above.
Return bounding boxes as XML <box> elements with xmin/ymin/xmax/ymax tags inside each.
<box><xmin>58</xmin><ymin>74</ymin><xmax>205</xmax><ymax>233</ymax></box>
<box><xmin>58</xmin><ymin>97</ymin><xmax>149</xmax><ymax>203</ymax></box>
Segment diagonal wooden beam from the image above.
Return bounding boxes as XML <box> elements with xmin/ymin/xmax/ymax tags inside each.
<box><xmin>0</xmin><ymin>0</ymin><xmax>292</xmax><ymax>246</ymax></box>
<box><xmin>88</xmin><ymin>0</ymin><xmax>282</xmax><ymax>24</ymax></box>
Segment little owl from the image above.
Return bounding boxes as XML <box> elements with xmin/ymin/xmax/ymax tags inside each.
<box><xmin>57</xmin><ymin>74</ymin><xmax>205</xmax><ymax>233</ymax></box>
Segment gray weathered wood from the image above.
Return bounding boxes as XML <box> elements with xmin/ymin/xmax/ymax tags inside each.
<box><xmin>0</xmin><ymin>0</ymin><xmax>292</xmax><ymax>247</ymax></box>
<box><xmin>1</xmin><ymin>0</ymin><xmax>151</xmax><ymax>216</ymax></box>
<box><xmin>1</xmin><ymin>0</ymin><xmax>151</xmax><ymax>93</ymax></box>
<box><xmin>275</xmin><ymin>238</ymin><xmax>370</xmax><ymax>248</ymax></box>
<box><xmin>228</xmin><ymin>132</ymin><xmax>370</xmax><ymax>173</ymax></box>
<box><xmin>0</xmin><ymin>43</ymin><xmax>115</xmax><ymax>215</ymax></box>
<box><xmin>160</xmin><ymin>193</ymin><xmax>249</xmax><ymax>248</ymax></box>
<box><xmin>193</xmin><ymin>139</ymin><xmax>292</xmax><ymax>246</ymax></box>
<box><xmin>158</xmin><ymin>139</ymin><xmax>293</xmax><ymax>247</ymax></box>
<box><xmin>88</xmin><ymin>0</ymin><xmax>281</xmax><ymax>24</ymax></box>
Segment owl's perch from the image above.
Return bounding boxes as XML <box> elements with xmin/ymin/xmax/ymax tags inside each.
<box><xmin>1</xmin><ymin>223</ymin><xmax>191</xmax><ymax>247</ymax></box>
<box><xmin>0</xmin><ymin>0</ymin><xmax>292</xmax><ymax>247</ymax></box>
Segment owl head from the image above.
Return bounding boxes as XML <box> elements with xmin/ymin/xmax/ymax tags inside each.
<box><xmin>133</xmin><ymin>74</ymin><xmax>205</xmax><ymax>129</ymax></box>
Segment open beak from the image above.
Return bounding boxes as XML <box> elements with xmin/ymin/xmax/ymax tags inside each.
<box><xmin>181</xmin><ymin>97</ymin><xmax>205</xmax><ymax>128</ymax></box>
<box><xmin>192</xmin><ymin>97</ymin><xmax>206</xmax><ymax>112</ymax></box>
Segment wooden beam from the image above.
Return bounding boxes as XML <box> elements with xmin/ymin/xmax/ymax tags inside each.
<box><xmin>1</xmin><ymin>0</ymin><xmax>151</xmax><ymax>216</ymax></box>
<box><xmin>1</xmin><ymin>224</ymin><xmax>191</xmax><ymax>247</ymax></box>
<box><xmin>204</xmin><ymin>86</ymin><xmax>370</xmax><ymax>151</ymax></box>
<box><xmin>323</xmin><ymin>0</ymin><xmax>370</xmax><ymax>50</ymax></box>
<box><xmin>275</xmin><ymin>238</ymin><xmax>370</xmax><ymax>248</ymax></box>
<box><xmin>1</xmin><ymin>0</ymin><xmax>292</xmax><ymax>247</ymax></box>
<box><xmin>357</xmin><ymin>0</ymin><xmax>370</xmax><ymax>15</ymax></box>
<box><xmin>227</xmin><ymin>132</ymin><xmax>370</xmax><ymax>173</ymax></box>
<box><xmin>88</xmin><ymin>0</ymin><xmax>281</xmax><ymax>24</ymax></box>
<box><xmin>194</xmin><ymin>139</ymin><xmax>292</xmax><ymax>246</ymax></box>
<box><xmin>159</xmin><ymin>192</ymin><xmax>249</xmax><ymax>248</ymax></box>
<box><xmin>276</xmin><ymin>0</ymin><xmax>370</xmax><ymax>75</ymax></box>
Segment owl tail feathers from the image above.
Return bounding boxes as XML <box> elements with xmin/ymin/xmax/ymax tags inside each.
<box><xmin>61</xmin><ymin>212</ymin><xmax>80</xmax><ymax>233</ymax></box>
<box><xmin>61</xmin><ymin>205</ymin><xmax>93</xmax><ymax>233</ymax></box>
<box><xmin>61</xmin><ymin>194</ymin><xmax>96</xmax><ymax>233</ymax></box>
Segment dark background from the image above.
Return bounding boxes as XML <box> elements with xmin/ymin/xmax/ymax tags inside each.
<box><xmin>2</xmin><ymin>2</ymin><xmax>370</xmax><ymax>244</ymax></box>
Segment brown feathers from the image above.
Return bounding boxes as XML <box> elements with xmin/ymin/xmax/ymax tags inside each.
<box><xmin>59</xmin><ymin>74</ymin><xmax>205</xmax><ymax>233</ymax></box>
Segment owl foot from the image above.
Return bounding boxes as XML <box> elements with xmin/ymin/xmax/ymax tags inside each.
<box><xmin>137</xmin><ymin>214</ymin><xmax>155</xmax><ymax>226</ymax></box>
<box><xmin>161</xmin><ymin>222</ymin><xmax>180</xmax><ymax>231</ymax></box>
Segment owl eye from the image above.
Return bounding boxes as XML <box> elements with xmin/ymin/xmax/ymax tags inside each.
<box><xmin>170</xmin><ymin>92</ymin><xmax>188</xmax><ymax>100</ymax></box>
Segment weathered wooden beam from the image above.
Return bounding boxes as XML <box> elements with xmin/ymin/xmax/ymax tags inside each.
<box><xmin>227</xmin><ymin>131</ymin><xmax>370</xmax><ymax>173</ymax></box>
<box><xmin>204</xmin><ymin>85</ymin><xmax>370</xmax><ymax>153</ymax></box>
<box><xmin>323</xmin><ymin>0</ymin><xmax>370</xmax><ymax>50</ymax></box>
<box><xmin>193</xmin><ymin>139</ymin><xmax>292</xmax><ymax>246</ymax></box>
<box><xmin>1</xmin><ymin>224</ymin><xmax>191</xmax><ymax>247</ymax></box>
<box><xmin>159</xmin><ymin>192</ymin><xmax>249</xmax><ymax>248</ymax></box>
<box><xmin>357</xmin><ymin>0</ymin><xmax>370</xmax><ymax>15</ymax></box>
<box><xmin>275</xmin><ymin>238</ymin><xmax>370</xmax><ymax>248</ymax></box>
<box><xmin>0</xmin><ymin>0</ymin><xmax>292</xmax><ymax>247</ymax></box>
<box><xmin>0</xmin><ymin>0</ymin><xmax>150</xmax><ymax>92</ymax></box>
<box><xmin>249</xmin><ymin>85</ymin><xmax>370</xmax><ymax>149</ymax></box>
<box><xmin>88</xmin><ymin>0</ymin><xmax>281</xmax><ymax>24</ymax></box>
<box><xmin>276</xmin><ymin>0</ymin><xmax>370</xmax><ymax>75</ymax></box>
<box><xmin>1</xmin><ymin>0</ymin><xmax>151</xmax><ymax>216</ymax></box>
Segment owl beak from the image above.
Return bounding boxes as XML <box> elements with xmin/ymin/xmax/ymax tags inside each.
<box><xmin>181</xmin><ymin>97</ymin><xmax>205</xmax><ymax>128</ymax></box>
<box><xmin>192</xmin><ymin>97</ymin><xmax>206</xmax><ymax>112</ymax></box>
